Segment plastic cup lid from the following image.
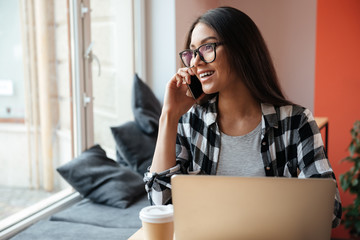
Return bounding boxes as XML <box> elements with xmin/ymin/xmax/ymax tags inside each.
<box><xmin>139</xmin><ymin>205</ymin><xmax>174</xmax><ymax>223</ymax></box>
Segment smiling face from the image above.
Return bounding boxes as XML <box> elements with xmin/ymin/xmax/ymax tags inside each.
<box><xmin>190</xmin><ymin>22</ymin><xmax>239</xmax><ymax>95</ymax></box>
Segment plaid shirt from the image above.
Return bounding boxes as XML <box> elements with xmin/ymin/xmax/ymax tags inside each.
<box><xmin>144</xmin><ymin>96</ymin><xmax>341</xmax><ymax>228</ymax></box>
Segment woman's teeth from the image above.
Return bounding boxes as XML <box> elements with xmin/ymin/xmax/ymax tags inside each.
<box><xmin>199</xmin><ymin>71</ymin><xmax>214</xmax><ymax>78</ymax></box>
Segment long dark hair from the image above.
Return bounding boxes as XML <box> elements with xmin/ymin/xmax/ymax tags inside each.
<box><xmin>185</xmin><ymin>6</ymin><xmax>292</xmax><ymax>106</ymax></box>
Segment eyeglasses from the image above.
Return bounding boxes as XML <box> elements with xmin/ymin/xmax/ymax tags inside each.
<box><xmin>179</xmin><ymin>42</ymin><xmax>223</xmax><ymax>68</ymax></box>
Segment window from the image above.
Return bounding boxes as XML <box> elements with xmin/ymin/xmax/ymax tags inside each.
<box><xmin>0</xmin><ymin>0</ymin><xmax>136</xmax><ymax>237</ymax></box>
<box><xmin>0</xmin><ymin>0</ymin><xmax>73</xmax><ymax>224</ymax></box>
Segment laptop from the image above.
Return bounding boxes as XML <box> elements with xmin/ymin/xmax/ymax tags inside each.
<box><xmin>171</xmin><ymin>175</ymin><xmax>336</xmax><ymax>240</ymax></box>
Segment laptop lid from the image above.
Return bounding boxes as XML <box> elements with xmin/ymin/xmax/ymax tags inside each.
<box><xmin>171</xmin><ymin>175</ymin><xmax>336</xmax><ymax>240</ymax></box>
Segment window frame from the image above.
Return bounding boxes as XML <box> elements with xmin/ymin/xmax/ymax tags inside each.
<box><xmin>70</xmin><ymin>0</ymin><xmax>94</xmax><ymax>156</ymax></box>
<box><xmin>0</xmin><ymin>0</ymin><xmax>145</xmax><ymax>237</ymax></box>
<box><xmin>0</xmin><ymin>0</ymin><xmax>93</xmax><ymax>237</ymax></box>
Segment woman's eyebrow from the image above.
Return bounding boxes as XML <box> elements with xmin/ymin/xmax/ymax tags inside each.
<box><xmin>190</xmin><ymin>36</ymin><xmax>218</xmax><ymax>48</ymax></box>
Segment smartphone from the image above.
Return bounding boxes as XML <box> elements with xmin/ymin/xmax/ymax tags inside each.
<box><xmin>187</xmin><ymin>75</ymin><xmax>210</xmax><ymax>105</ymax></box>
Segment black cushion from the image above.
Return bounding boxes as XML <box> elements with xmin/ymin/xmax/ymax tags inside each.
<box><xmin>111</xmin><ymin>121</ymin><xmax>156</xmax><ymax>176</ymax></box>
<box><xmin>132</xmin><ymin>74</ymin><xmax>162</xmax><ymax>136</ymax></box>
<box><xmin>56</xmin><ymin>145</ymin><xmax>146</xmax><ymax>208</ymax></box>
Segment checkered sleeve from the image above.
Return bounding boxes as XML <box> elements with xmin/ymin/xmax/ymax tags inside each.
<box><xmin>143</xmin><ymin>116</ymin><xmax>192</xmax><ymax>205</ymax></box>
<box><xmin>143</xmin><ymin>164</ymin><xmax>181</xmax><ymax>205</ymax></box>
<box><xmin>296</xmin><ymin>108</ymin><xmax>342</xmax><ymax>228</ymax></box>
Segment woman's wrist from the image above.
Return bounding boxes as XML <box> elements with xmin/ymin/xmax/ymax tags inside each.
<box><xmin>160</xmin><ymin>108</ymin><xmax>182</xmax><ymax>126</ymax></box>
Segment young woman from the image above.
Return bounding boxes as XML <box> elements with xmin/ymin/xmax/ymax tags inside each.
<box><xmin>144</xmin><ymin>6</ymin><xmax>341</xmax><ymax>227</ymax></box>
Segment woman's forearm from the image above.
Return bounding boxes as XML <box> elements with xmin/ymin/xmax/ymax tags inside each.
<box><xmin>150</xmin><ymin>111</ymin><xmax>179</xmax><ymax>173</ymax></box>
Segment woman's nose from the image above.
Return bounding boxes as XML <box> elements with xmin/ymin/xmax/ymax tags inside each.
<box><xmin>192</xmin><ymin>53</ymin><xmax>203</xmax><ymax>67</ymax></box>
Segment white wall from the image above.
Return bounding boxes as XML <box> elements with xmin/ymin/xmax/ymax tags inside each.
<box><xmin>145</xmin><ymin>0</ymin><xmax>176</xmax><ymax>103</ymax></box>
<box><xmin>157</xmin><ymin>0</ymin><xmax>317</xmax><ymax>111</ymax></box>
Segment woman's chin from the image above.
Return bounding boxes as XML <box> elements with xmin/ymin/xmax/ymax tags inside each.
<box><xmin>202</xmin><ymin>87</ymin><xmax>217</xmax><ymax>95</ymax></box>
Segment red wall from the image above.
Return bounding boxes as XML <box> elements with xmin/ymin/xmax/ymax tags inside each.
<box><xmin>315</xmin><ymin>0</ymin><xmax>360</xmax><ymax>238</ymax></box>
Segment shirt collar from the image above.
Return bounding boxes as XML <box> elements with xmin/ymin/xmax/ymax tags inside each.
<box><xmin>260</xmin><ymin>103</ymin><xmax>279</xmax><ymax>129</ymax></box>
<box><xmin>203</xmin><ymin>95</ymin><xmax>218</xmax><ymax>126</ymax></box>
<box><xmin>203</xmin><ymin>96</ymin><xmax>279</xmax><ymax>129</ymax></box>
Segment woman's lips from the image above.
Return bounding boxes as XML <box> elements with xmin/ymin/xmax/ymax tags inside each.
<box><xmin>199</xmin><ymin>71</ymin><xmax>214</xmax><ymax>78</ymax></box>
<box><xmin>198</xmin><ymin>71</ymin><xmax>214</xmax><ymax>82</ymax></box>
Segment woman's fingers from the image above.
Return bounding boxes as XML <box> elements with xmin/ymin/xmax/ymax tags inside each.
<box><xmin>175</xmin><ymin>74</ymin><xmax>182</xmax><ymax>87</ymax></box>
<box><xmin>187</xmin><ymin>67</ymin><xmax>195</xmax><ymax>79</ymax></box>
<box><xmin>186</xmin><ymin>89</ymin><xmax>192</xmax><ymax>97</ymax></box>
<box><xmin>168</xmin><ymin>68</ymin><xmax>198</xmax><ymax>102</ymax></box>
<box><xmin>176</xmin><ymin>68</ymin><xmax>194</xmax><ymax>85</ymax></box>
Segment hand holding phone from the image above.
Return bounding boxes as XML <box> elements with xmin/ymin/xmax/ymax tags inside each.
<box><xmin>187</xmin><ymin>75</ymin><xmax>211</xmax><ymax>105</ymax></box>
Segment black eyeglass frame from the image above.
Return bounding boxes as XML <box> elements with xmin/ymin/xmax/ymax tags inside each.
<box><xmin>179</xmin><ymin>42</ymin><xmax>224</xmax><ymax>68</ymax></box>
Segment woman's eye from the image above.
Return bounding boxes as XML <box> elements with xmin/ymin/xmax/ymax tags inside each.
<box><xmin>203</xmin><ymin>45</ymin><xmax>213</xmax><ymax>51</ymax></box>
<box><xmin>183</xmin><ymin>51</ymin><xmax>192</xmax><ymax>57</ymax></box>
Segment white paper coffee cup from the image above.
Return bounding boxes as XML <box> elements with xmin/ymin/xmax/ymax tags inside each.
<box><xmin>139</xmin><ymin>205</ymin><xmax>174</xmax><ymax>240</ymax></box>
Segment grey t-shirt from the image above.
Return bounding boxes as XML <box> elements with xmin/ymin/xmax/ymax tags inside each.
<box><xmin>217</xmin><ymin>122</ymin><xmax>265</xmax><ymax>176</ymax></box>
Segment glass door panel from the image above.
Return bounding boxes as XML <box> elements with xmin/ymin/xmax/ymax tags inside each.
<box><xmin>0</xmin><ymin>0</ymin><xmax>72</xmax><ymax>221</ymax></box>
<box><xmin>89</xmin><ymin>0</ymin><xmax>134</xmax><ymax>158</ymax></box>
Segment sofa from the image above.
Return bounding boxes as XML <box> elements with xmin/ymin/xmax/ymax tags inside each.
<box><xmin>10</xmin><ymin>74</ymin><xmax>161</xmax><ymax>240</ymax></box>
<box><xmin>11</xmin><ymin>195</ymin><xmax>148</xmax><ymax>240</ymax></box>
